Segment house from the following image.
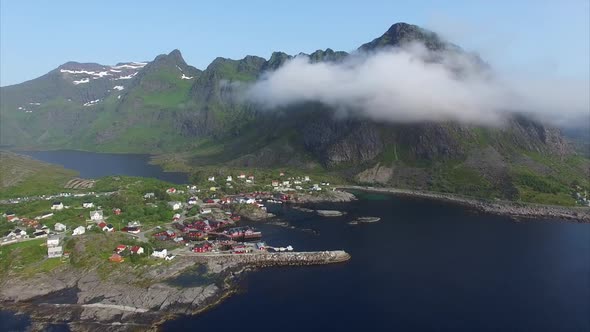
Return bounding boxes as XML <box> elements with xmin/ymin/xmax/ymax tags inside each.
<box><xmin>73</xmin><ymin>226</ymin><xmax>85</xmax><ymax>236</ymax></box>
<box><xmin>246</xmin><ymin>179</ymin><xmax>252</xmax><ymax>183</ymax></box>
<box><xmin>312</xmin><ymin>184</ymin><xmax>322</xmax><ymax>191</ymax></box>
<box><xmin>282</xmin><ymin>181</ymin><xmax>290</xmax><ymax>186</ymax></box>
<box><xmin>33</xmin><ymin>230</ymin><xmax>47</xmax><ymax>238</ymax></box>
<box><xmin>7</xmin><ymin>228</ymin><xmax>27</xmax><ymax>239</ymax></box>
<box><xmin>193</xmin><ymin>242</ymin><xmax>212</xmax><ymax>253</ymax></box>
<box><xmin>131</xmin><ymin>246</ymin><xmax>144</xmax><ymax>255</ymax></box>
<box><xmin>4</xmin><ymin>212</ymin><xmax>15</xmax><ymax>218</ymax></box>
<box><xmin>279</xmin><ymin>172</ymin><xmax>285</xmax><ymax>177</ymax></box>
<box><xmin>200</xmin><ymin>208</ymin><xmax>212</xmax><ymax>214</ymax></box>
<box><xmin>127</xmin><ymin>220</ymin><xmax>142</xmax><ymax>229</ymax></box>
<box><xmin>98</xmin><ymin>222</ymin><xmax>113</xmax><ymax>232</ymax></box>
<box><xmin>226</xmin><ymin>175</ymin><xmax>233</xmax><ymax>182</ymax></box>
<box><xmin>6</xmin><ymin>215</ymin><xmax>19</xmax><ymax>222</ymax></box>
<box><xmin>173</xmin><ymin>237</ymin><xmax>184</xmax><ymax>243</ymax></box>
<box><xmin>48</xmin><ymin>246</ymin><xmax>63</xmax><ymax>258</ymax></box>
<box><xmin>152</xmin><ymin>248</ymin><xmax>168</xmax><ymax>258</ymax></box>
<box><xmin>47</xmin><ymin>234</ymin><xmax>60</xmax><ymax>247</ymax></box>
<box><xmin>294</xmin><ymin>180</ymin><xmax>302</xmax><ymax>185</ymax></box>
<box><xmin>248</xmin><ymin>175</ymin><xmax>255</xmax><ymax>180</ymax></box>
<box><xmin>173</xmin><ymin>213</ymin><xmax>181</xmax><ymax>221</ymax></box>
<box><xmin>271</xmin><ymin>180</ymin><xmax>279</xmax><ymax>187</ymax></box>
<box><xmin>166</xmin><ymin>188</ymin><xmax>177</xmax><ymax>194</ymax></box>
<box><xmin>123</xmin><ymin>226</ymin><xmax>140</xmax><ymax>234</ymax></box>
<box><xmin>82</xmin><ymin>202</ymin><xmax>94</xmax><ymax>208</ymax></box>
<box><xmin>115</xmin><ymin>245</ymin><xmax>127</xmax><ymax>254</ymax></box>
<box><xmin>187</xmin><ymin>197</ymin><xmax>198</xmax><ymax>205</ymax></box>
<box><xmin>304</xmin><ymin>176</ymin><xmax>310</xmax><ymax>181</ymax></box>
<box><xmin>54</xmin><ymin>223</ymin><xmax>67</xmax><ymax>232</ymax></box>
<box><xmin>144</xmin><ymin>192</ymin><xmax>155</xmax><ymax>199</ymax></box>
<box><xmin>89</xmin><ymin>210</ymin><xmax>103</xmax><ymax>222</ymax></box>
<box><xmin>238</xmin><ymin>174</ymin><xmax>246</xmax><ymax>179</ymax></box>
<box><xmin>47</xmin><ymin>235</ymin><xmax>62</xmax><ymax>258</ymax></box>
<box><xmin>208</xmin><ymin>176</ymin><xmax>215</xmax><ymax>181</ymax></box>
<box><xmin>168</xmin><ymin>201</ymin><xmax>182</xmax><ymax>211</ymax></box>
<box><xmin>109</xmin><ymin>253</ymin><xmax>124</xmax><ymax>263</ymax></box>
<box><xmin>112</xmin><ymin>208</ymin><xmax>122</xmax><ymax>215</ymax></box>
<box><xmin>51</xmin><ymin>202</ymin><xmax>64</xmax><ymax>210</ymax></box>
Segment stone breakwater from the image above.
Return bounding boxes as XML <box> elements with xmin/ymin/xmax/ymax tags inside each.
<box><xmin>191</xmin><ymin>250</ymin><xmax>351</xmax><ymax>271</ymax></box>
<box><xmin>339</xmin><ymin>186</ymin><xmax>590</xmax><ymax>222</ymax></box>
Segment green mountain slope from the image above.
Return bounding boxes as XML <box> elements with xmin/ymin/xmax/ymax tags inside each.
<box><xmin>1</xmin><ymin>22</ymin><xmax>588</xmax><ymax>205</ymax></box>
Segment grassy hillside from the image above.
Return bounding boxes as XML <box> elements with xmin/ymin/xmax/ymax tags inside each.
<box><xmin>0</xmin><ymin>151</ymin><xmax>78</xmax><ymax>199</ymax></box>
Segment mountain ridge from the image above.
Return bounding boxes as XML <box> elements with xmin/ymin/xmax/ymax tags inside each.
<box><xmin>1</xmin><ymin>22</ymin><xmax>588</xmax><ymax>205</ymax></box>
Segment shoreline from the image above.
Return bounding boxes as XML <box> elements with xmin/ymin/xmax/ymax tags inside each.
<box><xmin>0</xmin><ymin>251</ymin><xmax>350</xmax><ymax>332</ymax></box>
<box><xmin>337</xmin><ymin>186</ymin><xmax>590</xmax><ymax>222</ymax></box>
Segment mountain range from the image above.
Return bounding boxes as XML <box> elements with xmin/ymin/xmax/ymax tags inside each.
<box><xmin>1</xmin><ymin>22</ymin><xmax>588</xmax><ymax>204</ymax></box>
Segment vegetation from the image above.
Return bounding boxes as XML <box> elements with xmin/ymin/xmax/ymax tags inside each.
<box><xmin>0</xmin><ymin>151</ymin><xmax>78</xmax><ymax>199</ymax></box>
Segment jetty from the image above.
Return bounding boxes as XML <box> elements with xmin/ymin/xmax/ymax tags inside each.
<box><xmin>182</xmin><ymin>250</ymin><xmax>351</xmax><ymax>267</ymax></box>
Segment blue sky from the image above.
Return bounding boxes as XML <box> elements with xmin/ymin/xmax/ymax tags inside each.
<box><xmin>1</xmin><ymin>0</ymin><xmax>588</xmax><ymax>86</ymax></box>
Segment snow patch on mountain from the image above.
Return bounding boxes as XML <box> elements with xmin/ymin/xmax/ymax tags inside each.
<box><xmin>83</xmin><ymin>99</ymin><xmax>100</xmax><ymax>106</ymax></box>
<box><xmin>73</xmin><ymin>78</ymin><xmax>90</xmax><ymax>85</ymax></box>
<box><xmin>114</xmin><ymin>72</ymin><xmax>138</xmax><ymax>80</ymax></box>
<box><xmin>113</xmin><ymin>86</ymin><xmax>124</xmax><ymax>91</ymax></box>
<box><xmin>181</xmin><ymin>74</ymin><xmax>193</xmax><ymax>80</ymax></box>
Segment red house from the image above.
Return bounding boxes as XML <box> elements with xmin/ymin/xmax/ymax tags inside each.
<box><xmin>115</xmin><ymin>245</ymin><xmax>127</xmax><ymax>253</ymax></box>
<box><xmin>113</xmin><ymin>208</ymin><xmax>122</xmax><ymax>215</ymax></box>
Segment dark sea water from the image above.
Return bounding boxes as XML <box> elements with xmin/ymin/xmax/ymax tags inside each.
<box><xmin>19</xmin><ymin>150</ymin><xmax>187</xmax><ymax>184</ymax></box>
<box><xmin>163</xmin><ymin>194</ymin><xmax>590</xmax><ymax>332</ymax></box>
<box><xmin>6</xmin><ymin>151</ymin><xmax>590</xmax><ymax>332</ymax></box>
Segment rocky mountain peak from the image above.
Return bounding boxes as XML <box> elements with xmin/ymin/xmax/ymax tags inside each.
<box><xmin>359</xmin><ymin>22</ymin><xmax>448</xmax><ymax>52</ymax></box>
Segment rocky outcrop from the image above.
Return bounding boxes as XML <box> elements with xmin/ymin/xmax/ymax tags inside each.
<box><xmin>356</xmin><ymin>162</ymin><xmax>393</xmax><ymax>184</ymax></box>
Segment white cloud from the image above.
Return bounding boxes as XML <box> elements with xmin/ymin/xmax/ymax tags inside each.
<box><xmin>247</xmin><ymin>43</ymin><xmax>589</xmax><ymax>127</ymax></box>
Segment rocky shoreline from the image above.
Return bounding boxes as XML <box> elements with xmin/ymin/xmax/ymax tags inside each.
<box><xmin>0</xmin><ymin>251</ymin><xmax>350</xmax><ymax>331</ymax></box>
<box><xmin>339</xmin><ymin>186</ymin><xmax>590</xmax><ymax>222</ymax></box>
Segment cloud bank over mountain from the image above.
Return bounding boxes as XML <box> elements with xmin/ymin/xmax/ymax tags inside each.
<box><xmin>247</xmin><ymin>43</ymin><xmax>589</xmax><ymax>126</ymax></box>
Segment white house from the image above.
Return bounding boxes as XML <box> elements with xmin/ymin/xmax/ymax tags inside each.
<box><xmin>54</xmin><ymin>223</ymin><xmax>67</xmax><ymax>232</ymax></box>
<box><xmin>51</xmin><ymin>202</ymin><xmax>64</xmax><ymax>210</ymax></box>
<box><xmin>165</xmin><ymin>254</ymin><xmax>176</xmax><ymax>261</ymax></box>
<box><xmin>47</xmin><ymin>234</ymin><xmax>61</xmax><ymax>248</ymax></box>
<box><xmin>168</xmin><ymin>201</ymin><xmax>182</xmax><ymax>211</ymax></box>
<box><xmin>73</xmin><ymin>226</ymin><xmax>86</xmax><ymax>236</ymax></box>
<box><xmin>152</xmin><ymin>248</ymin><xmax>168</xmax><ymax>259</ymax></box>
<box><xmin>208</xmin><ymin>176</ymin><xmax>215</xmax><ymax>181</ymax></box>
<box><xmin>238</xmin><ymin>174</ymin><xmax>246</xmax><ymax>179</ymax></box>
<box><xmin>7</xmin><ymin>228</ymin><xmax>27</xmax><ymax>239</ymax></box>
<box><xmin>82</xmin><ymin>202</ymin><xmax>94</xmax><ymax>208</ymax></box>
<box><xmin>187</xmin><ymin>197</ymin><xmax>198</xmax><ymax>205</ymax></box>
<box><xmin>312</xmin><ymin>184</ymin><xmax>322</xmax><ymax>191</ymax></box>
<box><xmin>200</xmin><ymin>207</ymin><xmax>212</xmax><ymax>214</ymax></box>
<box><xmin>304</xmin><ymin>176</ymin><xmax>310</xmax><ymax>181</ymax></box>
<box><xmin>226</xmin><ymin>175</ymin><xmax>233</xmax><ymax>182</ymax></box>
<box><xmin>48</xmin><ymin>246</ymin><xmax>63</xmax><ymax>258</ymax></box>
<box><xmin>90</xmin><ymin>210</ymin><xmax>103</xmax><ymax>222</ymax></box>
<box><xmin>144</xmin><ymin>192</ymin><xmax>155</xmax><ymax>199</ymax></box>
<box><xmin>246</xmin><ymin>179</ymin><xmax>252</xmax><ymax>183</ymax></box>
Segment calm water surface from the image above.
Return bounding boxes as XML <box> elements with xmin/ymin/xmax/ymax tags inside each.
<box><xmin>9</xmin><ymin>151</ymin><xmax>590</xmax><ymax>332</ymax></box>
<box><xmin>19</xmin><ymin>150</ymin><xmax>187</xmax><ymax>184</ymax></box>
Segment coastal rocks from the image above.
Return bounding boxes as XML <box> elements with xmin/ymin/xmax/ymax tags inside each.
<box><xmin>316</xmin><ymin>210</ymin><xmax>347</xmax><ymax>217</ymax></box>
<box><xmin>348</xmin><ymin>217</ymin><xmax>381</xmax><ymax>225</ymax></box>
<box><xmin>295</xmin><ymin>190</ymin><xmax>356</xmax><ymax>203</ymax></box>
<box><xmin>356</xmin><ymin>162</ymin><xmax>393</xmax><ymax>184</ymax></box>
<box><xmin>195</xmin><ymin>251</ymin><xmax>351</xmax><ymax>269</ymax></box>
